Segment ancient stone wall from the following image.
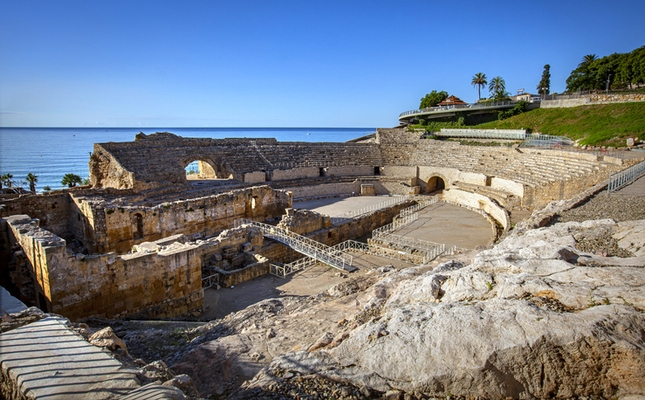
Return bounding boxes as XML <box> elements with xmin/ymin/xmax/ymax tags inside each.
<box><xmin>442</xmin><ymin>188</ymin><xmax>510</xmax><ymax>231</ymax></box>
<box><xmin>541</xmin><ymin>93</ymin><xmax>645</xmax><ymax>108</ymax></box>
<box><xmin>90</xmin><ymin>132</ymin><xmax>383</xmax><ymax>190</ymax></box>
<box><xmin>81</xmin><ymin>186</ymin><xmax>291</xmax><ymax>254</ymax></box>
<box><xmin>0</xmin><ymin>193</ymin><xmax>73</xmax><ymax>240</ymax></box>
<box><xmin>4</xmin><ymin>214</ymin><xmax>204</xmax><ymax>320</ymax></box>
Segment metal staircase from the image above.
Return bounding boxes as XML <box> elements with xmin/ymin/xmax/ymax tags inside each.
<box><xmin>234</xmin><ymin>219</ymin><xmax>355</xmax><ymax>272</ymax></box>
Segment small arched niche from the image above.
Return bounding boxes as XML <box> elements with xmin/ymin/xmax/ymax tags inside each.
<box><xmin>427</xmin><ymin>175</ymin><xmax>446</xmax><ymax>193</ymax></box>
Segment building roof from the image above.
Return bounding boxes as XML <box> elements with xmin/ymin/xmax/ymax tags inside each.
<box><xmin>437</xmin><ymin>95</ymin><xmax>467</xmax><ymax>106</ymax></box>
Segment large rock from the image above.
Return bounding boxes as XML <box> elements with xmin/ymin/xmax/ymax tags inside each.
<box><xmin>242</xmin><ymin>219</ymin><xmax>645</xmax><ymax>399</ymax></box>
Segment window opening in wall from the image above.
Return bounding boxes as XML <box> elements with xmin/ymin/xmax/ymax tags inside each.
<box><xmin>319</xmin><ymin>167</ymin><xmax>327</xmax><ymax>177</ymax></box>
<box><xmin>185</xmin><ymin>159</ymin><xmax>233</xmax><ymax>181</ymax></box>
<box><xmin>374</xmin><ymin>166</ymin><xmax>381</xmax><ymax>175</ymax></box>
<box><xmin>251</xmin><ymin>196</ymin><xmax>258</xmax><ymax>210</ymax></box>
<box><xmin>133</xmin><ymin>213</ymin><xmax>144</xmax><ymax>239</ymax></box>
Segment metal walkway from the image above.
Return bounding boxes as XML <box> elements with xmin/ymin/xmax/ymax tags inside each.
<box><xmin>234</xmin><ymin>219</ymin><xmax>355</xmax><ymax>272</ymax></box>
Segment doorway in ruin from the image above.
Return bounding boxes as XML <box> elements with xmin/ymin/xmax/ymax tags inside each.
<box><xmin>132</xmin><ymin>213</ymin><xmax>144</xmax><ymax>239</ymax></box>
<box><xmin>426</xmin><ymin>176</ymin><xmax>446</xmax><ymax>193</ymax></box>
<box><xmin>184</xmin><ymin>159</ymin><xmax>234</xmax><ymax>181</ymax></box>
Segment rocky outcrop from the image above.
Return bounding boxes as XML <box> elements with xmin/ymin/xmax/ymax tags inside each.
<box><xmin>235</xmin><ymin>218</ymin><xmax>645</xmax><ymax>399</ymax></box>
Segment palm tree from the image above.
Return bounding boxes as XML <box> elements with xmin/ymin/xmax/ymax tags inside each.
<box><xmin>61</xmin><ymin>173</ymin><xmax>82</xmax><ymax>188</ymax></box>
<box><xmin>26</xmin><ymin>173</ymin><xmax>38</xmax><ymax>193</ymax></box>
<box><xmin>471</xmin><ymin>73</ymin><xmax>488</xmax><ymax>100</ymax></box>
<box><xmin>488</xmin><ymin>76</ymin><xmax>506</xmax><ymax>98</ymax></box>
<box><xmin>578</xmin><ymin>54</ymin><xmax>598</xmax><ymax>69</ymax></box>
<box><xmin>1</xmin><ymin>173</ymin><xmax>14</xmax><ymax>188</ymax></box>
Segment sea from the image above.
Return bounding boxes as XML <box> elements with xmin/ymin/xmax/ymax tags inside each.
<box><xmin>0</xmin><ymin>127</ymin><xmax>376</xmax><ymax>192</ymax></box>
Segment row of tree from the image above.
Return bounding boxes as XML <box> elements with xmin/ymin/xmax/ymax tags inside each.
<box><xmin>470</xmin><ymin>73</ymin><xmax>508</xmax><ymax>101</ymax></box>
<box><xmin>0</xmin><ymin>173</ymin><xmax>85</xmax><ymax>193</ymax></box>
<box><xmin>566</xmin><ymin>45</ymin><xmax>645</xmax><ymax>92</ymax></box>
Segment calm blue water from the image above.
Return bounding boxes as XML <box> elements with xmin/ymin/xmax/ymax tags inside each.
<box><xmin>0</xmin><ymin>127</ymin><xmax>375</xmax><ymax>191</ymax></box>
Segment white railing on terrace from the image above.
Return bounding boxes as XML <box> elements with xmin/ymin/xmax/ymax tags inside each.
<box><xmin>270</xmin><ymin>257</ymin><xmax>318</xmax><ymax>278</ymax></box>
<box><xmin>399</xmin><ymin>101</ymin><xmax>516</xmax><ymax>119</ymax></box>
<box><xmin>372</xmin><ymin>213</ymin><xmax>419</xmax><ymax>238</ymax></box>
<box><xmin>436</xmin><ymin>128</ymin><xmax>527</xmax><ymax>140</ymax></box>
<box><xmin>607</xmin><ymin>159</ymin><xmax>645</xmax><ymax>192</ymax></box>
<box><xmin>235</xmin><ymin>219</ymin><xmax>354</xmax><ymax>271</ymax></box>
<box><xmin>373</xmin><ymin>232</ymin><xmax>444</xmax><ymax>255</ymax></box>
<box><xmin>398</xmin><ymin>197</ymin><xmax>438</xmax><ymax>218</ymax></box>
<box><xmin>338</xmin><ymin>196</ymin><xmax>410</xmax><ymax>219</ymax></box>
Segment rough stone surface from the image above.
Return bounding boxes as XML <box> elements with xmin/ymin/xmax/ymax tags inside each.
<box><xmin>233</xmin><ymin>219</ymin><xmax>645</xmax><ymax>399</ymax></box>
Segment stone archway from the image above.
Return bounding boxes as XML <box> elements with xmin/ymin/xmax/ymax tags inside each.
<box><xmin>427</xmin><ymin>175</ymin><xmax>446</xmax><ymax>193</ymax></box>
<box><xmin>184</xmin><ymin>158</ymin><xmax>233</xmax><ymax>181</ymax></box>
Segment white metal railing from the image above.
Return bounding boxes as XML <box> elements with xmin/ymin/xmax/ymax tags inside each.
<box><xmin>398</xmin><ymin>197</ymin><xmax>438</xmax><ymax>218</ymax></box>
<box><xmin>235</xmin><ymin>219</ymin><xmax>353</xmax><ymax>271</ymax></box>
<box><xmin>436</xmin><ymin>128</ymin><xmax>527</xmax><ymax>140</ymax></box>
<box><xmin>608</xmin><ymin>159</ymin><xmax>645</xmax><ymax>192</ymax></box>
<box><xmin>399</xmin><ymin>101</ymin><xmax>516</xmax><ymax>119</ymax></box>
<box><xmin>337</xmin><ymin>196</ymin><xmax>410</xmax><ymax>219</ymax></box>
<box><xmin>270</xmin><ymin>256</ymin><xmax>319</xmax><ymax>278</ymax></box>
<box><xmin>202</xmin><ymin>273</ymin><xmax>219</xmax><ymax>288</ymax></box>
<box><xmin>372</xmin><ymin>213</ymin><xmax>419</xmax><ymax>238</ymax></box>
<box><xmin>373</xmin><ymin>232</ymin><xmax>444</xmax><ymax>254</ymax></box>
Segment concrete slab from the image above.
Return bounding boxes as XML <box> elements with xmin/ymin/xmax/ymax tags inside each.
<box><xmin>0</xmin><ymin>316</ymin><xmax>139</xmax><ymax>399</ymax></box>
<box><xmin>294</xmin><ymin>195</ymin><xmax>404</xmax><ymax>217</ymax></box>
<box><xmin>1</xmin><ymin>286</ymin><xmax>27</xmax><ymax>316</ymax></box>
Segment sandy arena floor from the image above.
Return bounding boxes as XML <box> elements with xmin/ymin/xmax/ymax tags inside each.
<box><xmin>200</xmin><ymin>195</ymin><xmax>494</xmax><ymax>321</ymax></box>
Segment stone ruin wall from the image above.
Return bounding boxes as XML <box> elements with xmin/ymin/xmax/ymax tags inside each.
<box><xmin>2</xmin><ymin>214</ymin><xmax>272</xmax><ymax>320</ymax></box>
<box><xmin>541</xmin><ymin>92</ymin><xmax>645</xmax><ymax>108</ymax></box>
<box><xmin>80</xmin><ymin>186</ymin><xmax>291</xmax><ymax>254</ymax></box>
<box><xmin>90</xmin><ymin>132</ymin><xmax>383</xmax><ymax>191</ymax></box>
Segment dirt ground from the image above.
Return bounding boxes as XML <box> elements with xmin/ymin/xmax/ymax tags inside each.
<box><xmin>200</xmin><ymin>252</ymin><xmax>415</xmax><ymax>321</ymax></box>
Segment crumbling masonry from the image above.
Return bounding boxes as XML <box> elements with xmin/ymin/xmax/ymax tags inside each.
<box><xmin>1</xmin><ymin>129</ymin><xmax>638</xmax><ymax>320</ymax></box>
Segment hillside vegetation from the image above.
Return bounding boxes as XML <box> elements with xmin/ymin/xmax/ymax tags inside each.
<box><xmin>476</xmin><ymin>102</ymin><xmax>645</xmax><ymax>146</ymax></box>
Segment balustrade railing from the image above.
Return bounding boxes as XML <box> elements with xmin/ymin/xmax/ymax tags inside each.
<box><xmin>608</xmin><ymin>159</ymin><xmax>645</xmax><ymax>192</ymax></box>
<box><xmin>235</xmin><ymin>219</ymin><xmax>353</xmax><ymax>271</ymax></box>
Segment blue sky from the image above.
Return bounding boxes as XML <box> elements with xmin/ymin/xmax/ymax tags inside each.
<box><xmin>1</xmin><ymin>0</ymin><xmax>644</xmax><ymax>128</ymax></box>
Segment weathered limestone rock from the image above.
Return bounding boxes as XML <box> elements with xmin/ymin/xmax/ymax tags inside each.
<box><xmin>277</xmin><ymin>208</ymin><xmax>331</xmax><ymax>235</ymax></box>
<box><xmin>239</xmin><ymin>219</ymin><xmax>645</xmax><ymax>399</ymax></box>
<box><xmin>89</xmin><ymin>326</ymin><xmax>129</xmax><ymax>354</ymax></box>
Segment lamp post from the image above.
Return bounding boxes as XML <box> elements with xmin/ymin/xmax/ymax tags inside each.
<box><xmin>606</xmin><ymin>74</ymin><xmax>611</xmax><ymax>95</ymax></box>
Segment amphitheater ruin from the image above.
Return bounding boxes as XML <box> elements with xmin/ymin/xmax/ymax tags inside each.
<box><xmin>1</xmin><ymin>128</ymin><xmax>641</xmax><ymax>321</ymax></box>
<box><xmin>2</xmin><ymin>126</ymin><xmax>645</xmax><ymax>398</ymax></box>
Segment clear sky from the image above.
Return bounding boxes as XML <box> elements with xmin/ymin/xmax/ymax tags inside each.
<box><xmin>1</xmin><ymin>0</ymin><xmax>644</xmax><ymax>128</ymax></box>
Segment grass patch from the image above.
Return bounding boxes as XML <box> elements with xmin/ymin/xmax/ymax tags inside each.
<box><xmin>474</xmin><ymin>103</ymin><xmax>645</xmax><ymax>146</ymax></box>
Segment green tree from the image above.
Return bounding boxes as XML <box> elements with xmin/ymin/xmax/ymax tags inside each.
<box><xmin>26</xmin><ymin>173</ymin><xmax>38</xmax><ymax>193</ymax></box>
<box><xmin>537</xmin><ymin>64</ymin><xmax>551</xmax><ymax>96</ymax></box>
<box><xmin>471</xmin><ymin>72</ymin><xmax>488</xmax><ymax>100</ymax></box>
<box><xmin>566</xmin><ymin>54</ymin><xmax>599</xmax><ymax>92</ymax></box>
<box><xmin>420</xmin><ymin>90</ymin><xmax>448</xmax><ymax>109</ymax></box>
<box><xmin>488</xmin><ymin>76</ymin><xmax>506</xmax><ymax>100</ymax></box>
<box><xmin>1</xmin><ymin>173</ymin><xmax>14</xmax><ymax>189</ymax></box>
<box><xmin>579</xmin><ymin>54</ymin><xmax>598</xmax><ymax>69</ymax></box>
<box><xmin>61</xmin><ymin>173</ymin><xmax>82</xmax><ymax>188</ymax></box>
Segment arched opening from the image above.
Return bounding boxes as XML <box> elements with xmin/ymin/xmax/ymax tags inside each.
<box><xmin>427</xmin><ymin>176</ymin><xmax>446</xmax><ymax>193</ymax></box>
<box><xmin>185</xmin><ymin>159</ymin><xmax>233</xmax><ymax>181</ymax></box>
<box><xmin>132</xmin><ymin>213</ymin><xmax>144</xmax><ymax>239</ymax></box>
